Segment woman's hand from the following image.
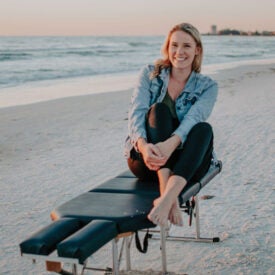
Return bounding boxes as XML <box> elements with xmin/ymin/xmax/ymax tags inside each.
<box><xmin>155</xmin><ymin>141</ymin><xmax>172</xmax><ymax>163</ymax></box>
<box><xmin>137</xmin><ymin>135</ymin><xmax>181</xmax><ymax>171</ymax></box>
<box><xmin>142</xmin><ymin>143</ymin><xmax>166</xmax><ymax>170</ymax></box>
<box><xmin>156</xmin><ymin>135</ymin><xmax>182</xmax><ymax>163</ymax></box>
<box><xmin>137</xmin><ymin>138</ymin><xmax>166</xmax><ymax>170</ymax></box>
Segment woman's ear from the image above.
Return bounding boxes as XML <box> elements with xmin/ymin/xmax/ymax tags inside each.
<box><xmin>195</xmin><ymin>46</ymin><xmax>201</xmax><ymax>56</ymax></box>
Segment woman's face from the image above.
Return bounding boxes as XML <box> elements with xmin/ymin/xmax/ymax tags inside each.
<box><xmin>168</xmin><ymin>30</ymin><xmax>199</xmax><ymax>71</ymax></box>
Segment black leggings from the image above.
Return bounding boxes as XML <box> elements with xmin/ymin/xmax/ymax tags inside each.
<box><xmin>127</xmin><ymin>103</ymin><xmax>213</xmax><ymax>183</ymax></box>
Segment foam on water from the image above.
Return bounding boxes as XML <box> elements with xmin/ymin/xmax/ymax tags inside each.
<box><xmin>1</xmin><ymin>58</ymin><xmax>275</xmax><ymax>108</ymax></box>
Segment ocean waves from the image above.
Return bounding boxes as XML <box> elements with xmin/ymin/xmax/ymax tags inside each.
<box><xmin>0</xmin><ymin>35</ymin><xmax>274</xmax><ymax>88</ymax></box>
<box><xmin>0</xmin><ymin>52</ymin><xmax>32</xmax><ymax>61</ymax></box>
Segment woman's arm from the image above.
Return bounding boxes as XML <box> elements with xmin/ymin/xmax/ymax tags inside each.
<box><xmin>128</xmin><ymin>65</ymin><xmax>167</xmax><ymax>170</ymax></box>
<box><xmin>128</xmin><ymin>66</ymin><xmax>152</xmax><ymax>148</ymax></box>
<box><xmin>174</xmin><ymin>80</ymin><xmax>218</xmax><ymax>144</ymax></box>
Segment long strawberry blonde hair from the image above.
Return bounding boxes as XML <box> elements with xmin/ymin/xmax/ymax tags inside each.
<box><xmin>150</xmin><ymin>22</ymin><xmax>203</xmax><ymax>79</ymax></box>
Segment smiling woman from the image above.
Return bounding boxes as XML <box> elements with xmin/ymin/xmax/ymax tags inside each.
<box><xmin>125</xmin><ymin>22</ymin><xmax>218</xmax><ymax>227</ymax></box>
<box><xmin>150</xmin><ymin>23</ymin><xmax>203</xmax><ymax>81</ymax></box>
<box><xmin>168</xmin><ymin>32</ymin><xmax>201</xmax><ymax>73</ymax></box>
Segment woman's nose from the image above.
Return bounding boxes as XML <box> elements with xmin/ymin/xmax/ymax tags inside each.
<box><xmin>177</xmin><ymin>46</ymin><xmax>184</xmax><ymax>55</ymax></box>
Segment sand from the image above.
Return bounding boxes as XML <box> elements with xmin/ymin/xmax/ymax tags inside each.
<box><xmin>0</xmin><ymin>62</ymin><xmax>274</xmax><ymax>274</ymax></box>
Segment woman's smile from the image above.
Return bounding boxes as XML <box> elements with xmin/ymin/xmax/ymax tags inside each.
<box><xmin>174</xmin><ymin>56</ymin><xmax>187</xmax><ymax>64</ymax></box>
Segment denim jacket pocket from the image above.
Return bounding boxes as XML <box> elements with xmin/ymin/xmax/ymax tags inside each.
<box><xmin>177</xmin><ymin>93</ymin><xmax>198</xmax><ymax>118</ymax></box>
<box><xmin>184</xmin><ymin>94</ymin><xmax>198</xmax><ymax>105</ymax></box>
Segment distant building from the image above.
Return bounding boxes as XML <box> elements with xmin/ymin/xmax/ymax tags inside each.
<box><xmin>211</xmin><ymin>25</ymin><xmax>217</xmax><ymax>35</ymax></box>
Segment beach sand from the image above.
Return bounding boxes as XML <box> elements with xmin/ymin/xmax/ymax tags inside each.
<box><xmin>0</xmin><ymin>62</ymin><xmax>274</xmax><ymax>274</ymax></box>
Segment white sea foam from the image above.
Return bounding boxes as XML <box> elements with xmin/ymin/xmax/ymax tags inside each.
<box><xmin>1</xmin><ymin>58</ymin><xmax>275</xmax><ymax>108</ymax></box>
<box><xmin>0</xmin><ymin>72</ymin><xmax>137</xmax><ymax>108</ymax></box>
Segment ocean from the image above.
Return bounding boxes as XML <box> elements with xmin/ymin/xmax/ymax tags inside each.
<box><xmin>1</xmin><ymin>35</ymin><xmax>275</xmax><ymax>89</ymax></box>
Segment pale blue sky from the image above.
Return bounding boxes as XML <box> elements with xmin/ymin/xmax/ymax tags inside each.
<box><xmin>1</xmin><ymin>0</ymin><xmax>274</xmax><ymax>35</ymax></box>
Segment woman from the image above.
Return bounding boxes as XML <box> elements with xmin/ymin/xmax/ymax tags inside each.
<box><xmin>125</xmin><ymin>22</ymin><xmax>218</xmax><ymax>227</ymax></box>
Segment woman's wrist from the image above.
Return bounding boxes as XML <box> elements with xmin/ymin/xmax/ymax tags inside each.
<box><xmin>165</xmin><ymin>135</ymin><xmax>181</xmax><ymax>152</ymax></box>
<box><xmin>137</xmin><ymin>137</ymin><xmax>147</xmax><ymax>154</ymax></box>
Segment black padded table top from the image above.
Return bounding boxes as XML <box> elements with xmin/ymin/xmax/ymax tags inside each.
<box><xmin>91</xmin><ymin>177</ymin><xmax>160</xmax><ymax>195</ymax></box>
<box><xmin>51</xmin><ymin>192</ymin><xmax>157</xmax><ymax>233</ymax></box>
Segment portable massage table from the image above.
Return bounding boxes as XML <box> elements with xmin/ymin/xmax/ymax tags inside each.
<box><xmin>20</xmin><ymin>157</ymin><xmax>222</xmax><ymax>274</ymax></box>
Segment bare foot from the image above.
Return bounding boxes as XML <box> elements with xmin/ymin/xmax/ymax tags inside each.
<box><xmin>168</xmin><ymin>201</ymin><xmax>183</xmax><ymax>226</ymax></box>
<box><xmin>147</xmin><ymin>197</ymin><xmax>173</xmax><ymax>226</ymax></box>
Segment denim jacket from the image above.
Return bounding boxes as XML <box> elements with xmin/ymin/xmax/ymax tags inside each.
<box><xmin>124</xmin><ymin>64</ymin><xmax>218</xmax><ymax>158</ymax></box>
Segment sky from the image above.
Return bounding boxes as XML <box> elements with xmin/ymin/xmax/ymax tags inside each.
<box><xmin>1</xmin><ymin>0</ymin><xmax>275</xmax><ymax>36</ymax></box>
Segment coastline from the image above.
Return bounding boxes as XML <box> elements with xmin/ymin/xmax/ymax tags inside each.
<box><xmin>1</xmin><ymin>58</ymin><xmax>275</xmax><ymax>109</ymax></box>
<box><xmin>1</xmin><ymin>61</ymin><xmax>275</xmax><ymax>274</ymax></box>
